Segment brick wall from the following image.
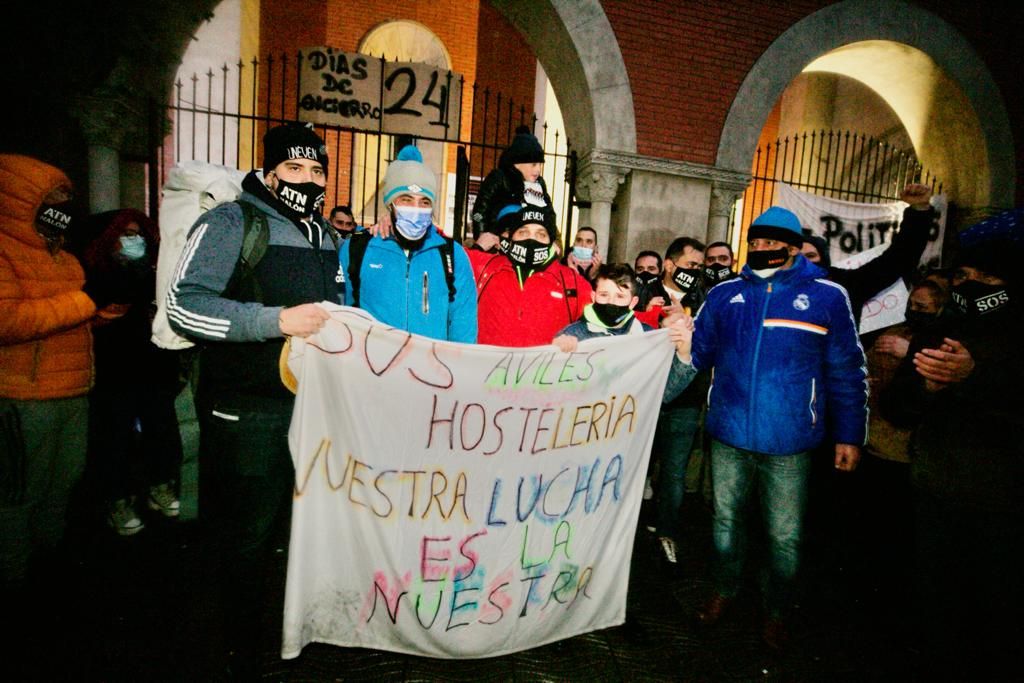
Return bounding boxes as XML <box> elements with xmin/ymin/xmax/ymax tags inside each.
<box><xmin>603</xmin><ymin>0</ymin><xmax>826</xmax><ymax>165</ymax></box>
<box><xmin>470</xmin><ymin>2</ymin><xmax>539</xmax><ymax>176</ymax></box>
<box><xmin>603</xmin><ymin>0</ymin><xmax>1023</xmax><ymax>204</ymax></box>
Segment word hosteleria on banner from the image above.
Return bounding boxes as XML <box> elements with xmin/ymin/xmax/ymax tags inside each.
<box><xmin>281</xmin><ymin>304</ymin><xmax>674</xmax><ymax>659</ymax></box>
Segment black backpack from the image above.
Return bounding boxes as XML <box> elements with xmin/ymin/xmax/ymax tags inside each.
<box><xmin>224</xmin><ymin>200</ymin><xmax>339</xmax><ymax>301</ymax></box>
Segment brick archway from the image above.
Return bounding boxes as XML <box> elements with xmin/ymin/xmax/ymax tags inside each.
<box><xmin>488</xmin><ymin>0</ymin><xmax>637</xmax><ymax>156</ymax></box>
<box><xmin>716</xmin><ymin>0</ymin><xmax>1015</xmax><ymax>211</ymax></box>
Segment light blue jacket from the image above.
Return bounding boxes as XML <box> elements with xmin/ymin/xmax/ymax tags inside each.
<box><xmin>339</xmin><ymin>228</ymin><xmax>477</xmax><ymax>343</ymax></box>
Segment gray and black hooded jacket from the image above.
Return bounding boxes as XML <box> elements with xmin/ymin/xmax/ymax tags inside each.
<box><xmin>166</xmin><ymin>171</ymin><xmax>342</xmax><ymax>406</ymax></box>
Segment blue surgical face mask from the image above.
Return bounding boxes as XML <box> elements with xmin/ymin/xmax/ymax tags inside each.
<box><xmin>573</xmin><ymin>246</ymin><xmax>594</xmax><ymax>262</ymax></box>
<box><xmin>393</xmin><ymin>205</ymin><xmax>433</xmax><ymax>241</ymax></box>
<box><xmin>118</xmin><ymin>234</ymin><xmax>147</xmax><ymax>261</ymax></box>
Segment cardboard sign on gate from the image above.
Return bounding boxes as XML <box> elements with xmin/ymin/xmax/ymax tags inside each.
<box><xmin>297</xmin><ymin>46</ymin><xmax>462</xmax><ymax>139</ymax></box>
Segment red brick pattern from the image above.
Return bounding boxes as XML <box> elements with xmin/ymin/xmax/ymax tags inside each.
<box><xmin>603</xmin><ymin>0</ymin><xmax>825</xmax><ymax>165</ymax></box>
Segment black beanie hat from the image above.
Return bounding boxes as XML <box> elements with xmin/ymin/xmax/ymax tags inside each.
<box><xmin>263</xmin><ymin>123</ymin><xmax>329</xmax><ymax>176</ymax></box>
<box><xmin>953</xmin><ymin>240</ymin><xmax>1017</xmax><ymax>284</ymax></box>
<box><xmin>501</xmin><ymin>125</ymin><xmax>545</xmax><ymax>166</ymax></box>
<box><xmin>499</xmin><ymin>203</ymin><xmax>557</xmax><ymax>241</ymax></box>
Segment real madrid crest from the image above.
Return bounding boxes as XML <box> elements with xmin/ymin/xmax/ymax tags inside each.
<box><xmin>793</xmin><ymin>293</ymin><xmax>810</xmax><ymax>311</ymax></box>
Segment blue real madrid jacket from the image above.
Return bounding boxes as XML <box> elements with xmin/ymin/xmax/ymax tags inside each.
<box><xmin>338</xmin><ymin>227</ymin><xmax>478</xmax><ymax>343</ymax></box>
<box><xmin>691</xmin><ymin>255</ymin><xmax>868</xmax><ymax>455</ymax></box>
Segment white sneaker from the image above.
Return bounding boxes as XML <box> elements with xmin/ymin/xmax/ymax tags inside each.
<box><xmin>643</xmin><ymin>477</ymin><xmax>654</xmax><ymax>500</ymax></box>
<box><xmin>108</xmin><ymin>499</ymin><xmax>145</xmax><ymax>536</ymax></box>
<box><xmin>147</xmin><ymin>483</ymin><xmax>180</xmax><ymax>518</ymax></box>
<box><xmin>659</xmin><ymin>536</ymin><xmax>678</xmax><ymax>564</ymax></box>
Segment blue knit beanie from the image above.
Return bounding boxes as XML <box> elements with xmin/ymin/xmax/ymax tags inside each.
<box><xmin>749</xmin><ymin>207</ymin><xmax>804</xmax><ymax>246</ymax></box>
<box><xmin>382</xmin><ymin>145</ymin><xmax>438</xmax><ymax>206</ymax></box>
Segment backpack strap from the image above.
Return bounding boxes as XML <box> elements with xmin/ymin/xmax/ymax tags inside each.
<box><xmin>346</xmin><ymin>232</ymin><xmax>372</xmax><ymax>307</ymax></box>
<box><xmin>439</xmin><ymin>234</ymin><xmax>457</xmax><ymax>303</ymax></box>
<box><xmin>223</xmin><ymin>200</ymin><xmax>269</xmax><ymax>302</ymax></box>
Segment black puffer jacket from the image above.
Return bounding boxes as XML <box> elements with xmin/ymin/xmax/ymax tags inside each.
<box><xmin>471</xmin><ymin>165</ymin><xmax>551</xmax><ymax>237</ymax></box>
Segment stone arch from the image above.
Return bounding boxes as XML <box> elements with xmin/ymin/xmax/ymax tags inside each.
<box><xmin>716</xmin><ymin>0</ymin><xmax>1015</xmax><ymax>212</ymax></box>
<box><xmin>488</xmin><ymin>0</ymin><xmax>636</xmax><ymax>156</ymax></box>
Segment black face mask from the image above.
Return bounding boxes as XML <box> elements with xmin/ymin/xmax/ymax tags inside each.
<box><xmin>35</xmin><ymin>201</ymin><xmax>75</xmax><ymax>241</ymax></box>
<box><xmin>591</xmin><ymin>302</ymin><xmax>632</xmax><ymax>327</ymax></box>
<box><xmin>904</xmin><ymin>310</ymin><xmax>940</xmax><ymax>328</ymax></box>
<box><xmin>747</xmin><ymin>247</ymin><xmax>790</xmax><ymax>271</ymax></box>
<box><xmin>274</xmin><ymin>179</ymin><xmax>325</xmax><ymax>219</ymax></box>
<box><xmin>635</xmin><ymin>271</ymin><xmax>660</xmax><ymax>287</ymax></box>
<box><xmin>951</xmin><ymin>281</ymin><xmax>1010</xmax><ymax>317</ymax></box>
<box><xmin>703</xmin><ymin>263</ymin><xmax>734</xmax><ymax>284</ymax></box>
<box><xmin>507</xmin><ymin>238</ymin><xmax>553</xmax><ymax>270</ymax></box>
<box><xmin>671</xmin><ymin>267</ymin><xmax>702</xmax><ymax>293</ymax></box>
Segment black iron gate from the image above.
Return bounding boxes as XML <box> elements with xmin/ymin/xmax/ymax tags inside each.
<box><xmin>152</xmin><ymin>53</ymin><xmax>577</xmax><ymax>244</ymax></box>
<box><xmin>732</xmin><ymin>130</ymin><xmax>942</xmax><ymax>255</ymax></box>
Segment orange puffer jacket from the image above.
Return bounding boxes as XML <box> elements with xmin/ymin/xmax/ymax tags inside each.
<box><xmin>0</xmin><ymin>154</ymin><xmax>95</xmax><ymax>399</ymax></box>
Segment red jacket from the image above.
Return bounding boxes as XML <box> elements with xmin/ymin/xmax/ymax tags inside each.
<box><xmin>469</xmin><ymin>250</ymin><xmax>592</xmax><ymax>347</ymax></box>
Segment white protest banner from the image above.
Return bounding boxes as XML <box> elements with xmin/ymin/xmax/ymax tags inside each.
<box><xmin>298</xmin><ymin>47</ymin><xmax>462</xmax><ymax>139</ymax></box>
<box><xmin>775</xmin><ymin>183</ymin><xmax>946</xmax><ymax>269</ymax></box>
<box><xmin>281</xmin><ymin>305</ymin><xmax>674</xmax><ymax>659</ymax></box>
<box><xmin>832</xmin><ymin>243</ymin><xmax>909</xmax><ymax>335</ymax></box>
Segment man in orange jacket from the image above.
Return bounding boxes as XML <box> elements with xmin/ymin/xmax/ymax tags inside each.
<box><xmin>0</xmin><ymin>154</ymin><xmax>97</xmax><ymax>586</ymax></box>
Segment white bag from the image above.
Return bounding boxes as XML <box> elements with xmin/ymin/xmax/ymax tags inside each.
<box><xmin>152</xmin><ymin>161</ymin><xmax>246</xmax><ymax>349</ymax></box>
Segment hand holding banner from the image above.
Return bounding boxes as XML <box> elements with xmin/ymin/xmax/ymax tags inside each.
<box><xmin>281</xmin><ymin>305</ymin><xmax>674</xmax><ymax>659</ymax></box>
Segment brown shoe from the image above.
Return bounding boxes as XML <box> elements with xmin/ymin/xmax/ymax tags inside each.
<box><xmin>696</xmin><ymin>593</ymin><xmax>732</xmax><ymax>625</ymax></box>
<box><xmin>762</xmin><ymin>617</ymin><xmax>789</xmax><ymax>650</ymax></box>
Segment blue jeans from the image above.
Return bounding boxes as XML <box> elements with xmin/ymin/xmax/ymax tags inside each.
<box><xmin>710</xmin><ymin>439</ymin><xmax>810</xmax><ymax>616</ymax></box>
<box><xmin>654</xmin><ymin>405</ymin><xmax>701</xmax><ymax>539</ymax></box>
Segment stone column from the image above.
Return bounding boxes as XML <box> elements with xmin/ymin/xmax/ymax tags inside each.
<box><xmin>706</xmin><ymin>182</ymin><xmax>747</xmax><ymax>244</ymax></box>
<box><xmin>75</xmin><ymin>93</ymin><xmax>135</xmax><ymax>213</ymax></box>
<box><xmin>576</xmin><ymin>165</ymin><xmax>626</xmax><ymax>259</ymax></box>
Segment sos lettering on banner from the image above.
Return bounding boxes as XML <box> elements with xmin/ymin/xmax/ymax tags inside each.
<box><xmin>281</xmin><ymin>305</ymin><xmax>673</xmax><ymax>659</ymax></box>
<box><xmin>297</xmin><ymin>46</ymin><xmax>462</xmax><ymax>139</ymax></box>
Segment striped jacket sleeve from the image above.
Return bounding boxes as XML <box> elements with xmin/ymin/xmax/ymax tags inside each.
<box><xmin>165</xmin><ymin>203</ymin><xmax>282</xmax><ymax>342</ymax></box>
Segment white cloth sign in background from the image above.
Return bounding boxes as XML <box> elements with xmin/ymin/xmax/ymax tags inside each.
<box><xmin>281</xmin><ymin>305</ymin><xmax>674</xmax><ymax>659</ymax></box>
<box><xmin>775</xmin><ymin>182</ymin><xmax>946</xmax><ymax>269</ymax></box>
<box><xmin>833</xmin><ymin>244</ymin><xmax>909</xmax><ymax>335</ymax></box>
<box><xmin>775</xmin><ymin>183</ymin><xmax>947</xmax><ymax>333</ymax></box>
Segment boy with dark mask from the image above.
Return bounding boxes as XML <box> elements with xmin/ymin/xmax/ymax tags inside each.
<box><xmin>339</xmin><ymin>145</ymin><xmax>477</xmax><ymax>342</ymax></box>
<box><xmin>553</xmin><ymin>263</ymin><xmax>697</xmax><ymax>402</ymax></box>
<box><xmin>880</xmin><ymin>240</ymin><xmax>1021</xmax><ymax>680</ymax></box>
<box><xmin>470</xmin><ymin>204</ymin><xmax>591</xmax><ymax>346</ymax></box>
